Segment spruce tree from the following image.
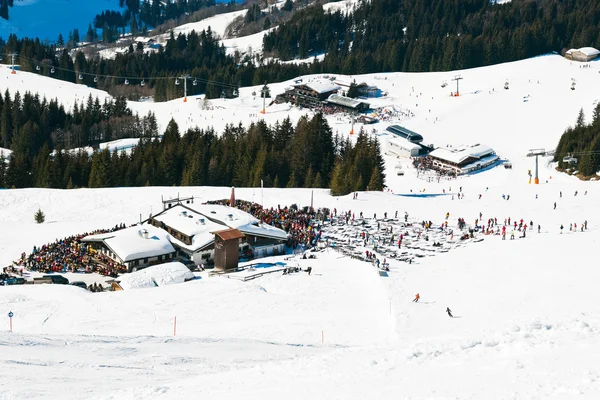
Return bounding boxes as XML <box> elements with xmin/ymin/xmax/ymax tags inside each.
<box><xmin>34</xmin><ymin>208</ymin><xmax>45</xmax><ymax>224</ymax></box>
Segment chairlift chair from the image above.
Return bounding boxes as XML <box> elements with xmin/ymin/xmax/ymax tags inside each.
<box><xmin>50</xmin><ymin>67</ymin><xmax>55</xmax><ymax>74</ymax></box>
<box><xmin>233</xmin><ymin>88</ymin><xmax>238</xmax><ymax>97</ymax></box>
<box><xmin>94</xmin><ymin>76</ymin><xmax>98</xmax><ymax>83</ymax></box>
<box><xmin>141</xmin><ymin>79</ymin><xmax>145</xmax><ymax>86</ymax></box>
<box><xmin>192</xmin><ymin>79</ymin><xmax>197</xmax><ymax>86</ymax></box>
<box><xmin>175</xmin><ymin>78</ymin><xmax>180</xmax><ymax>85</ymax></box>
<box><xmin>124</xmin><ymin>79</ymin><xmax>129</xmax><ymax>85</ymax></box>
<box><xmin>78</xmin><ymin>73</ymin><xmax>83</xmax><ymax>80</ymax></box>
<box><xmin>36</xmin><ymin>65</ymin><xmax>40</xmax><ymax>71</ymax></box>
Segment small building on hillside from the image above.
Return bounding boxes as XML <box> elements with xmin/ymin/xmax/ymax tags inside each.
<box><xmin>428</xmin><ymin>144</ymin><xmax>499</xmax><ymax>175</ymax></box>
<box><xmin>326</xmin><ymin>94</ymin><xmax>370</xmax><ymax>112</ymax></box>
<box><xmin>281</xmin><ymin>80</ymin><xmax>341</xmax><ymax>108</ymax></box>
<box><xmin>213</xmin><ymin>229</ymin><xmax>245</xmax><ymax>272</ymax></box>
<box><xmin>386</xmin><ymin>125</ymin><xmax>424</xmax><ymax>143</ymax></box>
<box><xmin>565</xmin><ymin>47</ymin><xmax>600</xmax><ymax>62</ymax></box>
<box><xmin>81</xmin><ymin>225</ymin><xmax>176</xmax><ymax>272</ymax></box>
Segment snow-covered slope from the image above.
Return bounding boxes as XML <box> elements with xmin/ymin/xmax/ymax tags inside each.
<box><xmin>0</xmin><ymin>0</ymin><xmax>123</xmax><ymax>40</ymax></box>
<box><xmin>0</xmin><ymin>159</ymin><xmax>599</xmax><ymax>399</ymax></box>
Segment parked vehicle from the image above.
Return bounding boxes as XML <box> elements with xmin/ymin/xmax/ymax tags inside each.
<box><xmin>43</xmin><ymin>275</ymin><xmax>69</xmax><ymax>285</ymax></box>
<box><xmin>4</xmin><ymin>277</ymin><xmax>26</xmax><ymax>285</ymax></box>
<box><xmin>70</xmin><ymin>281</ymin><xmax>87</xmax><ymax>289</ymax></box>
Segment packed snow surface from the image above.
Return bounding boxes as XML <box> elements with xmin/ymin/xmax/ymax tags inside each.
<box><xmin>0</xmin><ymin>54</ymin><xmax>600</xmax><ymax>398</ymax></box>
<box><xmin>117</xmin><ymin>261</ymin><xmax>194</xmax><ymax>290</ymax></box>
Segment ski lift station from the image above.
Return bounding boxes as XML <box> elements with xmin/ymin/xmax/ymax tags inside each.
<box><xmin>386</xmin><ymin>125</ymin><xmax>431</xmax><ymax>157</ymax></box>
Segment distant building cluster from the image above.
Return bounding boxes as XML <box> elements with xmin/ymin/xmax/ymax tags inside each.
<box><xmin>384</xmin><ymin>124</ymin><xmax>499</xmax><ymax>175</ymax></box>
<box><xmin>276</xmin><ymin>78</ymin><xmax>374</xmax><ymax>114</ymax></box>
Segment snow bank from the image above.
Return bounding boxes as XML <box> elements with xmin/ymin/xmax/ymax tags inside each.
<box><xmin>117</xmin><ymin>261</ymin><xmax>194</xmax><ymax>290</ymax></box>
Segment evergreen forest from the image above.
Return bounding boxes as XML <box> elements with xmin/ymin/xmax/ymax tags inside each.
<box><xmin>554</xmin><ymin>104</ymin><xmax>600</xmax><ymax>177</ymax></box>
<box><xmin>0</xmin><ymin>91</ymin><xmax>385</xmax><ymax>194</ymax></box>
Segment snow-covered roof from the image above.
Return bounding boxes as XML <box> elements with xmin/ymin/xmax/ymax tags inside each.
<box><xmin>300</xmin><ymin>80</ymin><xmax>341</xmax><ymax>94</ymax></box>
<box><xmin>151</xmin><ymin>204</ymin><xmax>288</xmax><ymax>251</ymax></box>
<box><xmin>566</xmin><ymin>47</ymin><xmax>600</xmax><ymax>56</ymax></box>
<box><xmin>82</xmin><ymin>225</ymin><xmax>175</xmax><ymax>262</ymax></box>
<box><xmin>197</xmin><ymin>204</ymin><xmax>288</xmax><ymax>240</ymax></box>
<box><xmin>117</xmin><ymin>261</ymin><xmax>194</xmax><ymax>290</ymax></box>
<box><xmin>327</xmin><ymin>94</ymin><xmax>365</xmax><ymax>109</ymax></box>
<box><xmin>388</xmin><ymin>137</ymin><xmax>422</xmax><ymax>152</ymax></box>
<box><xmin>429</xmin><ymin>144</ymin><xmax>495</xmax><ymax>165</ymax></box>
<box><xmin>152</xmin><ymin>206</ymin><xmax>227</xmax><ymax>252</ymax></box>
<box><xmin>579</xmin><ymin>47</ymin><xmax>600</xmax><ymax>56</ymax></box>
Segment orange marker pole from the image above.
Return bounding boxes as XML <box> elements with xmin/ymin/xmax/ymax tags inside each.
<box><xmin>9</xmin><ymin>317</ymin><xmax>12</xmax><ymax>332</ymax></box>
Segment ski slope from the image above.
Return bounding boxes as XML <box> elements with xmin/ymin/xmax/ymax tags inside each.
<box><xmin>1</xmin><ymin>54</ymin><xmax>600</xmax><ymax>398</ymax></box>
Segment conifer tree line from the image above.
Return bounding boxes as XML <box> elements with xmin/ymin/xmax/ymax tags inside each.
<box><xmin>264</xmin><ymin>0</ymin><xmax>600</xmax><ymax>72</ymax></box>
<box><xmin>554</xmin><ymin>103</ymin><xmax>600</xmax><ymax>177</ymax></box>
<box><xmin>0</xmin><ymin>90</ymin><xmax>158</xmax><ymax>188</ymax></box>
<box><xmin>0</xmin><ymin>108</ymin><xmax>385</xmax><ymax>194</ymax></box>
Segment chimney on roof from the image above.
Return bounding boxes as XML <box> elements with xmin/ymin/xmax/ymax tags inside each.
<box><xmin>142</xmin><ymin>229</ymin><xmax>149</xmax><ymax>239</ymax></box>
<box><xmin>197</xmin><ymin>218</ymin><xmax>206</xmax><ymax>225</ymax></box>
<box><xmin>227</xmin><ymin>214</ymin><xmax>234</xmax><ymax>221</ymax></box>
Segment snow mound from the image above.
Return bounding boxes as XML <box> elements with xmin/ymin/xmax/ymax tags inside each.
<box><xmin>117</xmin><ymin>261</ymin><xmax>194</xmax><ymax>290</ymax></box>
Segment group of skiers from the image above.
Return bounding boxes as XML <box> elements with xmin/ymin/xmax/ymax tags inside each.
<box><xmin>413</xmin><ymin>293</ymin><xmax>453</xmax><ymax>317</ymax></box>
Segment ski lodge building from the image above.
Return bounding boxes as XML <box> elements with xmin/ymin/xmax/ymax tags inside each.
<box><xmin>81</xmin><ymin>225</ymin><xmax>177</xmax><ymax>272</ymax></box>
<box><xmin>565</xmin><ymin>47</ymin><xmax>600</xmax><ymax>62</ymax></box>
<box><xmin>82</xmin><ymin>203</ymin><xmax>288</xmax><ymax>271</ymax></box>
<box><xmin>428</xmin><ymin>144</ymin><xmax>499</xmax><ymax>175</ymax></box>
<box><xmin>147</xmin><ymin>203</ymin><xmax>288</xmax><ymax>265</ymax></box>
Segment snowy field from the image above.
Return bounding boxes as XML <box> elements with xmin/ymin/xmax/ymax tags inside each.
<box><xmin>1</xmin><ymin>52</ymin><xmax>600</xmax><ymax>398</ymax></box>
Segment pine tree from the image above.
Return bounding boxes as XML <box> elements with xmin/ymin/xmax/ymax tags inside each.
<box><xmin>367</xmin><ymin>167</ymin><xmax>384</xmax><ymax>191</ymax></box>
<box><xmin>34</xmin><ymin>208</ymin><xmax>45</xmax><ymax>224</ymax></box>
<box><xmin>576</xmin><ymin>108</ymin><xmax>585</xmax><ymax>127</ymax></box>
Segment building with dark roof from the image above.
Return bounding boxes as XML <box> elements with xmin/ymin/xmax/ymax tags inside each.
<box><xmin>386</xmin><ymin>125</ymin><xmax>424</xmax><ymax>143</ymax></box>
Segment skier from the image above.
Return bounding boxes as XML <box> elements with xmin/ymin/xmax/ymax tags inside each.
<box><xmin>446</xmin><ymin>307</ymin><xmax>453</xmax><ymax>318</ymax></box>
<box><xmin>537</xmin><ymin>224</ymin><xmax>541</xmax><ymax>233</ymax></box>
<box><xmin>560</xmin><ymin>224</ymin><xmax>564</xmax><ymax>234</ymax></box>
<box><xmin>554</xmin><ymin>202</ymin><xmax>557</xmax><ymax>210</ymax></box>
<box><xmin>413</xmin><ymin>293</ymin><xmax>420</xmax><ymax>303</ymax></box>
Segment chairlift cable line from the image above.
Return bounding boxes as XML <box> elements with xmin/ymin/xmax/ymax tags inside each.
<box><xmin>9</xmin><ymin>55</ymin><xmax>240</xmax><ymax>89</ymax></box>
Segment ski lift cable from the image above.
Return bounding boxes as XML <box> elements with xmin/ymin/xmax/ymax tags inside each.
<box><xmin>14</xmin><ymin>55</ymin><xmax>240</xmax><ymax>89</ymax></box>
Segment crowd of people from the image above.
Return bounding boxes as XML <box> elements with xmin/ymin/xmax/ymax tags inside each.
<box><xmin>10</xmin><ymin>224</ymin><xmax>130</xmax><ymax>278</ymax></box>
<box><xmin>206</xmin><ymin>199</ymin><xmax>324</xmax><ymax>250</ymax></box>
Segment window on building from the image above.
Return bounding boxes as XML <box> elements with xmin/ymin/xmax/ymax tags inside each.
<box><xmin>158</xmin><ymin>255</ymin><xmax>163</xmax><ymax>261</ymax></box>
<box><xmin>143</xmin><ymin>258</ymin><xmax>148</xmax><ymax>264</ymax></box>
<box><xmin>202</xmin><ymin>253</ymin><xmax>210</xmax><ymax>260</ymax></box>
